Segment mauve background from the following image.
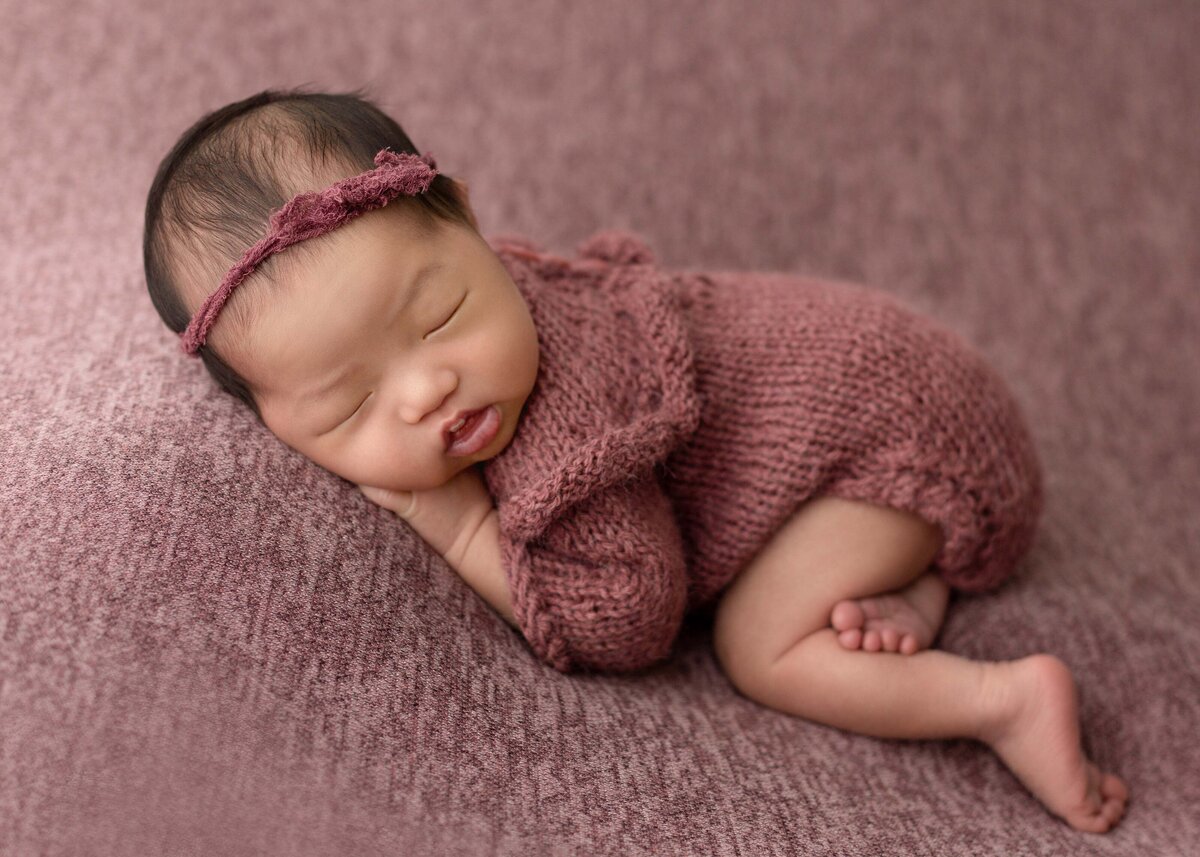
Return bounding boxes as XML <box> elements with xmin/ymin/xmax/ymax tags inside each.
<box><xmin>1</xmin><ymin>1</ymin><xmax>1198</xmax><ymax>854</ymax></box>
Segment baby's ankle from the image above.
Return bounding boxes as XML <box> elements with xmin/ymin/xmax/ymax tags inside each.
<box><xmin>975</xmin><ymin>657</ymin><xmax>1030</xmax><ymax>745</ymax></box>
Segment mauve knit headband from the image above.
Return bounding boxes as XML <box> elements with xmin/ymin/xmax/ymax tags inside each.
<box><xmin>179</xmin><ymin>147</ymin><xmax>440</xmax><ymax>357</ymax></box>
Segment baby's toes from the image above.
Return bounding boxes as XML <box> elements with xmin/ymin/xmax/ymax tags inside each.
<box><xmin>831</xmin><ymin>600</ymin><xmax>865</xmax><ymax>632</ymax></box>
<box><xmin>880</xmin><ymin>627</ymin><xmax>901</xmax><ymax>652</ymax></box>
<box><xmin>899</xmin><ymin>633</ymin><xmax>919</xmax><ymax>655</ymax></box>
<box><xmin>838</xmin><ymin>628</ymin><xmax>863</xmax><ymax>650</ymax></box>
<box><xmin>1101</xmin><ymin>771</ymin><xmax>1129</xmax><ymax>804</ymax></box>
<box><xmin>1100</xmin><ymin>772</ymin><xmax>1129</xmax><ymax>825</ymax></box>
<box><xmin>862</xmin><ymin>629</ymin><xmax>883</xmax><ymax>652</ymax></box>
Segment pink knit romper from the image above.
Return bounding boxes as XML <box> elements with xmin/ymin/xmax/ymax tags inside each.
<box><xmin>480</xmin><ymin>229</ymin><xmax>1044</xmax><ymax>675</ymax></box>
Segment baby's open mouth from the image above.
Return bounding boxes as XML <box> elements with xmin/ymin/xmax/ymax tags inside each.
<box><xmin>444</xmin><ymin>406</ymin><xmax>501</xmax><ymax>456</ymax></box>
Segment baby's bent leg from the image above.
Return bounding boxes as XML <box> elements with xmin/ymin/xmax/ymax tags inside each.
<box><xmin>712</xmin><ymin>495</ymin><xmax>1128</xmax><ymax>832</ymax></box>
<box><xmin>714</xmin><ymin>496</ymin><xmax>946</xmax><ymax>674</ymax></box>
<box><xmin>713</xmin><ymin>496</ymin><xmax>999</xmax><ymax>739</ymax></box>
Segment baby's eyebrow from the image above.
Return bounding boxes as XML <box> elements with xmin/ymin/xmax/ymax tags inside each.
<box><xmin>296</xmin><ymin>259</ymin><xmax>446</xmax><ymax>409</ymax></box>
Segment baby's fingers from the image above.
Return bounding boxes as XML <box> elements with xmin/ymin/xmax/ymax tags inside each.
<box><xmin>358</xmin><ymin>484</ymin><xmax>416</xmax><ymax>518</ymax></box>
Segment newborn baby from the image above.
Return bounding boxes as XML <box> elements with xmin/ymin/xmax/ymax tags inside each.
<box><xmin>143</xmin><ymin>88</ymin><xmax>1128</xmax><ymax>833</ymax></box>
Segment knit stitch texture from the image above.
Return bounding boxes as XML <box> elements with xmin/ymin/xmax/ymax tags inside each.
<box><xmin>481</xmin><ymin>229</ymin><xmax>1044</xmax><ymax>674</ymax></box>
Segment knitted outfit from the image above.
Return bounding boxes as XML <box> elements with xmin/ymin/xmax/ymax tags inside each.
<box><xmin>480</xmin><ymin>228</ymin><xmax>1044</xmax><ymax>675</ymax></box>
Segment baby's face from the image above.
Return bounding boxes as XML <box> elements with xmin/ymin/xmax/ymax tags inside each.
<box><xmin>240</xmin><ymin>205</ymin><xmax>539</xmax><ymax>493</ymax></box>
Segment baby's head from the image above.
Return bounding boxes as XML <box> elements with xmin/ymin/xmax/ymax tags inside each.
<box><xmin>143</xmin><ymin>87</ymin><xmax>539</xmax><ymax>492</ymax></box>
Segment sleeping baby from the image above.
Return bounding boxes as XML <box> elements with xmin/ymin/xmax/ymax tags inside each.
<box><xmin>143</xmin><ymin>87</ymin><xmax>1128</xmax><ymax>833</ymax></box>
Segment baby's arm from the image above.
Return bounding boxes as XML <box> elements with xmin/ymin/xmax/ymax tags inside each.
<box><xmin>358</xmin><ymin>467</ymin><xmax>515</xmax><ymax>628</ymax></box>
<box><xmin>451</xmin><ymin>507</ymin><xmax>517</xmax><ymax>627</ymax></box>
<box><xmin>364</xmin><ymin>464</ymin><xmax>690</xmax><ymax>673</ymax></box>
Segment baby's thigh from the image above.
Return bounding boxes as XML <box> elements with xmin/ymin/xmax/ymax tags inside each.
<box><xmin>712</xmin><ymin>496</ymin><xmax>943</xmax><ymax>687</ymax></box>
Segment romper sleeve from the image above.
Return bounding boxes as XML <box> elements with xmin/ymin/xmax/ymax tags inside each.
<box><xmin>499</xmin><ymin>462</ymin><xmax>690</xmax><ymax>674</ymax></box>
<box><xmin>482</xmin><ymin>233</ymin><xmax>701</xmax><ymax>673</ymax></box>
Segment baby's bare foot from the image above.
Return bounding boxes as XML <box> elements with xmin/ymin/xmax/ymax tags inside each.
<box><xmin>981</xmin><ymin>654</ymin><xmax>1129</xmax><ymax>833</ymax></box>
<box><xmin>830</xmin><ymin>571</ymin><xmax>948</xmax><ymax>655</ymax></box>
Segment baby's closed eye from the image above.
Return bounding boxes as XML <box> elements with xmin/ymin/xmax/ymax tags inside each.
<box><xmin>327</xmin><ymin>292</ymin><xmax>468</xmax><ymax>431</ymax></box>
<box><xmin>423</xmin><ymin>293</ymin><xmax>465</xmax><ymax>339</ymax></box>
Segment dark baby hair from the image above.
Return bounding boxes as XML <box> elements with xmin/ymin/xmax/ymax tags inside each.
<box><xmin>142</xmin><ymin>85</ymin><xmax>475</xmax><ymax>424</ymax></box>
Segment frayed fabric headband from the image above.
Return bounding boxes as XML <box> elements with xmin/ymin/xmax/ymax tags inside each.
<box><xmin>179</xmin><ymin>147</ymin><xmax>440</xmax><ymax>356</ymax></box>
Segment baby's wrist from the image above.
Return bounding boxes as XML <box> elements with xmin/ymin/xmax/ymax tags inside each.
<box><xmin>447</xmin><ymin>507</ymin><xmax>515</xmax><ymax>627</ymax></box>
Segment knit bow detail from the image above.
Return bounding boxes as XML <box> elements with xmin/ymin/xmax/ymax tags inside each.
<box><xmin>576</xmin><ymin>229</ymin><xmax>657</xmax><ymax>266</ymax></box>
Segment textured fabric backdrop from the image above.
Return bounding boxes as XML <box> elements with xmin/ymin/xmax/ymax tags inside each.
<box><xmin>1</xmin><ymin>1</ymin><xmax>1197</xmax><ymax>854</ymax></box>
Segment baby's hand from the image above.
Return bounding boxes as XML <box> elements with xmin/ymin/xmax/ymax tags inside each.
<box><xmin>357</xmin><ymin>484</ymin><xmax>416</xmax><ymax>517</ymax></box>
<box><xmin>358</xmin><ymin>465</ymin><xmax>494</xmax><ymax>568</ymax></box>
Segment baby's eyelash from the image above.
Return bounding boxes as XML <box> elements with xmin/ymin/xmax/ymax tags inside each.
<box><xmin>425</xmin><ymin>294</ymin><xmax>466</xmax><ymax>339</ymax></box>
<box><xmin>333</xmin><ymin>394</ymin><xmax>370</xmax><ymax>429</ymax></box>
